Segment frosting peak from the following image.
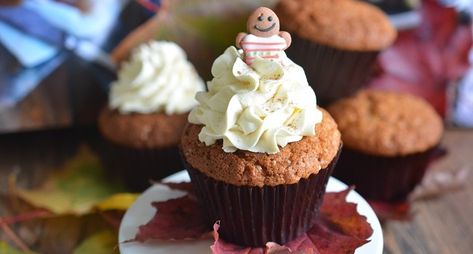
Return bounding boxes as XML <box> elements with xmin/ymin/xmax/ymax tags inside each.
<box><xmin>109</xmin><ymin>41</ymin><xmax>205</xmax><ymax>115</ymax></box>
<box><xmin>189</xmin><ymin>47</ymin><xmax>322</xmax><ymax>154</ymax></box>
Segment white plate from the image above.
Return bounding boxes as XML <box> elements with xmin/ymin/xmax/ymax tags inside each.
<box><xmin>119</xmin><ymin>170</ymin><xmax>383</xmax><ymax>254</ymax></box>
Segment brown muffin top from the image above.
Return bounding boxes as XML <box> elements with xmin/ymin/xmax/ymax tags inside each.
<box><xmin>328</xmin><ymin>90</ymin><xmax>443</xmax><ymax>156</ymax></box>
<box><xmin>180</xmin><ymin>109</ymin><xmax>341</xmax><ymax>187</ymax></box>
<box><xmin>275</xmin><ymin>0</ymin><xmax>397</xmax><ymax>51</ymax></box>
<box><xmin>98</xmin><ymin>107</ymin><xmax>188</xmax><ymax>149</ymax></box>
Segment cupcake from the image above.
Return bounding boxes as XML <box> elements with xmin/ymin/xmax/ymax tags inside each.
<box><xmin>98</xmin><ymin>41</ymin><xmax>205</xmax><ymax>191</ymax></box>
<box><xmin>180</xmin><ymin>7</ymin><xmax>341</xmax><ymax>247</ymax></box>
<box><xmin>275</xmin><ymin>0</ymin><xmax>397</xmax><ymax>105</ymax></box>
<box><xmin>328</xmin><ymin>90</ymin><xmax>444</xmax><ymax>202</ymax></box>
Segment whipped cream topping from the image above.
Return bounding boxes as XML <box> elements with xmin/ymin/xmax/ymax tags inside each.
<box><xmin>189</xmin><ymin>46</ymin><xmax>322</xmax><ymax>154</ymax></box>
<box><xmin>110</xmin><ymin>41</ymin><xmax>205</xmax><ymax>115</ymax></box>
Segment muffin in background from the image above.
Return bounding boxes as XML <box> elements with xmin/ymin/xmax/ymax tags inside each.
<box><xmin>328</xmin><ymin>90</ymin><xmax>444</xmax><ymax>202</ymax></box>
<box><xmin>98</xmin><ymin>41</ymin><xmax>205</xmax><ymax>191</ymax></box>
<box><xmin>275</xmin><ymin>0</ymin><xmax>397</xmax><ymax>105</ymax></box>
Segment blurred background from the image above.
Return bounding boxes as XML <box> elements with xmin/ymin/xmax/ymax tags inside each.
<box><xmin>0</xmin><ymin>0</ymin><xmax>473</xmax><ymax>253</ymax></box>
<box><xmin>0</xmin><ymin>0</ymin><xmax>471</xmax><ymax>134</ymax></box>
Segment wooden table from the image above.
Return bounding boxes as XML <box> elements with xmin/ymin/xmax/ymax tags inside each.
<box><xmin>0</xmin><ymin>127</ymin><xmax>472</xmax><ymax>254</ymax></box>
<box><xmin>383</xmin><ymin>128</ymin><xmax>473</xmax><ymax>254</ymax></box>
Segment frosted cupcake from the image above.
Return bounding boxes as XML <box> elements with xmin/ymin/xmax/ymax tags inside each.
<box><xmin>180</xmin><ymin>7</ymin><xmax>341</xmax><ymax>247</ymax></box>
<box><xmin>99</xmin><ymin>41</ymin><xmax>205</xmax><ymax>191</ymax></box>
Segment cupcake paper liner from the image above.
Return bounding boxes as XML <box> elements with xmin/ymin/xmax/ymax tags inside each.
<box><xmin>333</xmin><ymin>146</ymin><xmax>444</xmax><ymax>202</ymax></box>
<box><xmin>98</xmin><ymin>139</ymin><xmax>183</xmax><ymax>191</ymax></box>
<box><xmin>185</xmin><ymin>152</ymin><xmax>340</xmax><ymax>247</ymax></box>
<box><xmin>286</xmin><ymin>35</ymin><xmax>379</xmax><ymax>106</ymax></box>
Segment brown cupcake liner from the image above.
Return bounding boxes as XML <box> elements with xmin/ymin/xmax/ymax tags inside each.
<box><xmin>184</xmin><ymin>151</ymin><xmax>340</xmax><ymax>247</ymax></box>
<box><xmin>98</xmin><ymin>139</ymin><xmax>183</xmax><ymax>191</ymax></box>
<box><xmin>333</xmin><ymin>146</ymin><xmax>445</xmax><ymax>202</ymax></box>
<box><xmin>285</xmin><ymin>35</ymin><xmax>379</xmax><ymax>106</ymax></box>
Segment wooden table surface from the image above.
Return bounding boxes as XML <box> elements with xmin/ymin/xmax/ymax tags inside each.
<box><xmin>0</xmin><ymin>127</ymin><xmax>472</xmax><ymax>254</ymax></box>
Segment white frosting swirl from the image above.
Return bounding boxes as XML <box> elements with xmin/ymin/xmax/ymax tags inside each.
<box><xmin>189</xmin><ymin>46</ymin><xmax>322</xmax><ymax>154</ymax></box>
<box><xmin>109</xmin><ymin>41</ymin><xmax>205</xmax><ymax>115</ymax></box>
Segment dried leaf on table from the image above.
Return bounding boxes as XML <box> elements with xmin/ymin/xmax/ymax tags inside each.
<box><xmin>410</xmin><ymin>167</ymin><xmax>470</xmax><ymax>201</ymax></box>
<box><xmin>29</xmin><ymin>214</ymin><xmax>114</xmax><ymax>254</ymax></box>
<box><xmin>72</xmin><ymin>230</ymin><xmax>119</xmax><ymax>254</ymax></box>
<box><xmin>35</xmin><ymin>216</ymin><xmax>84</xmax><ymax>254</ymax></box>
<box><xmin>11</xmin><ymin>147</ymin><xmax>134</xmax><ymax>215</ymax></box>
<box><xmin>210</xmin><ymin>223</ymin><xmax>271</xmax><ymax>254</ymax></box>
<box><xmin>310</xmin><ymin>188</ymin><xmax>373</xmax><ymax>253</ymax></box>
<box><xmin>135</xmin><ymin>195</ymin><xmax>209</xmax><ymax>242</ymax></box>
<box><xmin>368</xmin><ymin>201</ymin><xmax>411</xmax><ymax>221</ymax></box>
<box><xmin>0</xmin><ymin>241</ymin><xmax>37</xmax><ymax>254</ymax></box>
<box><xmin>134</xmin><ymin>183</ymin><xmax>373</xmax><ymax>254</ymax></box>
<box><xmin>95</xmin><ymin>193</ymin><xmax>139</xmax><ymax>211</ymax></box>
<box><xmin>99</xmin><ymin>211</ymin><xmax>125</xmax><ymax>230</ymax></box>
<box><xmin>210</xmin><ymin>223</ymin><xmax>316</xmax><ymax>254</ymax></box>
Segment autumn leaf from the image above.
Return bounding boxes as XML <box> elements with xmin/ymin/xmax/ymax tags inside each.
<box><xmin>134</xmin><ymin>183</ymin><xmax>372</xmax><ymax>253</ymax></box>
<box><xmin>368</xmin><ymin>201</ymin><xmax>411</xmax><ymax>221</ymax></box>
<box><xmin>12</xmin><ymin>147</ymin><xmax>136</xmax><ymax>215</ymax></box>
<box><xmin>369</xmin><ymin>0</ymin><xmax>471</xmax><ymax>116</ymax></box>
<box><xmin>0</xmin><ymin>241</ymin><xmax>37</xmax><ymax>254</ymax></box>
<box><xmin>319</xmin><ymin>188</ymin><xmax>373</xmax><ymax>240</ymax></box>
<box><xmin>210</xmin><ymin>223</ymin><xmax>266</xmax><ymax>254</ymax></box>
<box><xmin>72</xmin><ymin>230</ymin><xmax>118</xmax><ymax>254</ymax></box>
<box><xmin>95</xmin><ymin>193</ymin><xmax>139</xmax><ymax>211</ymax></box>
<box><xmin>135</xmin><ymin>195</ymin><xmax>209</xmax><ymax>241</ymax></box>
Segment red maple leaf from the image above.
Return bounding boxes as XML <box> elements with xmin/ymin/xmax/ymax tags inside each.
<box><xmin>369</xmin><ymin>0</ymin><xmax>472</xmax><ymax>116</ymax></box>
<box><xmin>134</xmin><ymin>195</ymin><xmax>209</xmax><ymax>241</ymax></box>
<box><xmin>134</xmin><ymin>183</ymin><xmax>373</xmax><ymax>254</ymax></box>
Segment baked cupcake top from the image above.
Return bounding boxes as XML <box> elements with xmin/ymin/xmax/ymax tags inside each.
<box><xmin>275</xmin><ymin>0</ymin><xmax>397</xmax><ymax>51</ymax></box>
<box><xmin>182</xmin><ymin>109</ymin><xmax>340</xmax><ymax>186</ymax></box>
<box><xmin>328</xmin><ymin>90</ymin><xmax>443</xmax><ymax>156</ymax></box>
<box><xmin>99</xmin><ymin>108</ymin><xmax>187</xmax><ymax>149</ymax></box>
<box><xmin>109</xmin><ymin>41</ymin><xmax>205</xmax><ymax>115</ymax></box>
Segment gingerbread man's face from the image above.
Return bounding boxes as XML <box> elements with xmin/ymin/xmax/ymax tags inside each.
<box><xmin>247</xmin><ymin>7</ymin><xmax>280</xmax><ymax>38</ymax></box>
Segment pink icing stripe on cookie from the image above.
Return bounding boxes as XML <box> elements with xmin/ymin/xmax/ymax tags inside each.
<box><xmin>245</xmin><ymin>48</ymin><xmax>284</xmax><ymax>52</ymax></box>
<box><xmin>240</xmin><ymin>42</ymin><xmax>285</xmax><ymax>45</ymax></box>
<box><xmin>245</xmin><ymin>55</ymin><xmax>280</xmax><ymax>60</ymax></box>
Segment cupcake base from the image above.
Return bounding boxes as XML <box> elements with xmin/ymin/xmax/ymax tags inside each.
<box><xmin>99</xmin><ymin>140</ymin><xmax>183</xmax><ymax>191</ymax></box>
<box><xmin>185</xmin><ymin>152</ymin><xmax>340</xmax><ymax>247</ymax></box>
<box><xmin>333</xmin><ymin>147</ymin><xmax>443</xmax><ymax>202</ymax></box>
<box><xmin>286</xmin><ymin>35</ymin><xmax>379</xmax><ymax>106</ymax></box>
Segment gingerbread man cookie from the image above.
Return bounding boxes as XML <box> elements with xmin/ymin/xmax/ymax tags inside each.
<box><xmin>236</xmin><ymin>7</ymin><xmax>292</xmax><ymax>65</ymax></box>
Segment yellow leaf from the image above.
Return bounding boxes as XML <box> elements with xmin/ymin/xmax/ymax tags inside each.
<box><xmin>72</xmin><ymin>231</ymin><xmax>118</xmax><ymax>254</ymax></box>
<box><xmin>14</xmin><ymin>147</ymin><xmax>128</xmax><ymax>215</ymax></box>
<box><xmin>95</xmin><ymin>193</ymin><xmax>139</xmax><ymax>211</ymax></box>
<box><xmin>0</xmin><ymin>241</ymin><xmax>37</xmax><ymax>254</ymax></box>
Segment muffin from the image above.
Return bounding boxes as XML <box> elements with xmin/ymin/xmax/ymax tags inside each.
<box><xmin>98</xmin><ymin>41</ymin><xmax>205</xmax><ymax>191</ymax></box>
<box><xmin>180</xmin><ymin>33</ymin><xmax>341</xmax><ymax>247</ymax></box>
<box><xmin>328</xmin><ymin>90</ymin><xmax>444</xmax><ymax>202</ymax></box>
<box><xmin>275</xmin><ymin>0</ymin><xmax>397</xmax><ymax>105</ymax></box>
